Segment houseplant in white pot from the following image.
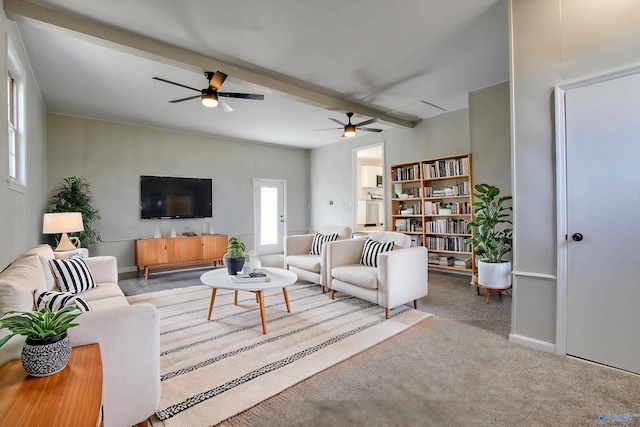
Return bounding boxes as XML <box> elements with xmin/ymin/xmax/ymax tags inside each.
<box><xmin>0</xmin><ymin>306</ymin><xmax>82</xmax><ymax>376</ymax></box>
<box><xmin>224</xmin><ymin>236</ymin><xmax>246</xmax><ymax>275</ymax></box>
<box><xmin>466</xmin><ymin>183</ymin><xmax>513</xmax><ymax>288</ymax></box>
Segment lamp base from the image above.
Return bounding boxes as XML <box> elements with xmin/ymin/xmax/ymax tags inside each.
<box><xmin>54</xmin><ymin>233</ymin><xmax>78</xmax><ymax>252</ymax></box>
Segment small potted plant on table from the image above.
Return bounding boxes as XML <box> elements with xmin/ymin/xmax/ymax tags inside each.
<box><xmin>465</xmin><ymin>183</ymin><xmax>513</xmax><ymax>289</ymax></box>
<box><xmin>0</xmin><ymin>306</ymin><xmax>83</xmax><ymax>377</ymax></box>
<box><xmin>224</xmin><ymin>236</ymin><xmax>246</xmax><ymax>275</ymax></box>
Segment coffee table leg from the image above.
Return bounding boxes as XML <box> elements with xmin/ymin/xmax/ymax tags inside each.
<box><xmin>234</xmin><ymin>291</ymin><xmax>239</xmax><ymax>305</ymax></box>
<box><xmin>282</xmin><ymin>287</ymin><xmax>291</xmax><ymax>313</ymax></box>
<box><xmin>258</xmin><ymin>291</ymin><xmax>267</xmax><ymax>334</ymax></box>
<box><xmin>207</xmin><ymin>288</ymin><xmax>217</xmax><ymax>320</ymax></box>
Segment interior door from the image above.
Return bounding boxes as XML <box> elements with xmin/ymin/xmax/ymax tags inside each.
<box><xmin>253</xmin><ymin>179</ymin><xmax>285</xmax><ymax>255</ymax></box>
<box><xmin>565</xmin><ymin>71</ymin><xmax>640</xmax><ymax>374</ymax></box>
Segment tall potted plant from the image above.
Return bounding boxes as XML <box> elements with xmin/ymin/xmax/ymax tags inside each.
<box><xmin>0</xmin><ymin>306</ymin><xmax>82</xmax><ymax>376</ymax></box>
<box><xmin>465</xmin><ymin>183</ymin><xmax>513</xmax><ymax>288</ymax></box>
<box><xmin>224</xmin><ymin>236</ymin><xmax>246</xmax><ymax>275</ymax></box>
<box><xmin>50</xmin><ymin>176</ymin><xmax>101</xmax><ymax>248</ymax></box>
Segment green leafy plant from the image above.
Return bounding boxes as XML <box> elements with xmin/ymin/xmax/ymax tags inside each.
<box><xmin>465</xmin><ymin>183</ymin><xmax>513</xmax><ymax>263</ymax></box>
<box><xmin>224</xmin><ymin>236</ymin><xmax>246</xmax><ymax>259</ymax></box>
<box><xmin>0</xmin><ymin>306</ymin><xmax>82</xmax><ymax>348</ymax></box>
<box><xmin>50</xmin><ymin>176</ymin><xmax>101</xmax><ymax>248</ymax></box>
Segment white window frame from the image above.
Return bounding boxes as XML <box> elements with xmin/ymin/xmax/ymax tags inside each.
<box><xmin>6</xmin><ymin>37</ymin><xmax>26</xmax><ymax>193</ymax></box>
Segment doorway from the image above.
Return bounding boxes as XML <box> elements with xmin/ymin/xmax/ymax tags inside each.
<box><xmin>353</xmin><ymin>143</ymin><xmax>385</xmax><ymax>234</ymax></box>
<box><xmin>556</xmin><ymin>67</ymin><xmax>640</xmax><ymax>374</ymax></box>
<box><xmin>253</xmin><ymin>179</ymin><xmax>286</xmax><ymax>256</ymax></box>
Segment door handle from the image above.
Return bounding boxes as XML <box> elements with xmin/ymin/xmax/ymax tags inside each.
<box><xmin>572</xmin><ymin>233</ymin><xmax>584</xmax><ymax>242</ymax></box>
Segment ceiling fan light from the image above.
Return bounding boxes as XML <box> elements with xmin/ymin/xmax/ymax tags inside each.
<box><xmin>202</xmin><ymin>94</ymin><xmax>219</xmax><ymax>108</ymax></box>
<box><xmin>344</xmin><ymin>125</ymin><xmax>356</xmax><ymax>137</ymax></box>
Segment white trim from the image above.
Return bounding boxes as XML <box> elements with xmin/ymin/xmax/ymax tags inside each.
<box><xmin>507</xmin><ymin>0</ymin><xmax>518</xmax><ymax>339</ymax></box>
<box><xmin>6</xmin><ymin>178</ymin><xmax>26</xmax><ymax>193</ymax></box>
<box><xmin>511</xmin><ymin>270</ymin><xmax>556</xmax><ymax>280</ymax></box>
<box><xmin>554</xmin><ymin>64</ymin><xmax>640</xmax><ymax>358</ymax></box>
<box><xmin>6</xmin><ymin>34</ymin><xmax>27</xmax><ymax>189</ymax></box>
<box><xmin>509</xmin><ymin>334</ymin><xmax>555</xmax><ymax>353</ymax></box>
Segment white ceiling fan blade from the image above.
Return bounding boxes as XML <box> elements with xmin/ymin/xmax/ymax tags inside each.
<box><xmin>218</xmin><ymin>99</ymin><xmax>233</xmax><ymax>113</ymax></box>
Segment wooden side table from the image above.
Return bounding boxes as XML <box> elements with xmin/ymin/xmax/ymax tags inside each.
<box><xmin>0</xmin><ymin>343</ymin><xmax>103</xmax><ymax>427</ymax></box>
<box><xmin>471</xmin><ymin>275</ymin><xmax>512</xmax><ymax>304</ymax></box>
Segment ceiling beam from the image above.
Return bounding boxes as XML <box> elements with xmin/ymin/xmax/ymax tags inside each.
<box><xmin>4</xmin><ymin>0</ymin><xmax>416</xmax><ymax>128</ymax></box>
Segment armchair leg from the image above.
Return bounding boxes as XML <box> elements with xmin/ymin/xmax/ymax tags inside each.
<box><xmin>414</xmin><ymin>300</ymin><xmax>418</xmax><ymax>309</ymax></box>
<box><xmin>322</xmin><ymin>286</ymin><xmax>325</xmax><ymax>293</ymax></box>
<box><xmin>137</xmin><ymin>420</ymin><xmax>149</xmax><ymax>427</ymax></box>
<box><xmin>330</xmin><ymin>289</ymin><xmax>335</xmax><ymax>300</ymax></box>
<box><xmin>385</xmin><ymin>308</ymin><xmax>390</xmax><ymax>319</ymax></box>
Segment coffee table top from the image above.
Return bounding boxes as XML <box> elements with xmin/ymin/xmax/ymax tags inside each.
<box><xmin>200</xmin><ymin>267</ymin><xmax>298</xmax><ymax>291</ymax></box>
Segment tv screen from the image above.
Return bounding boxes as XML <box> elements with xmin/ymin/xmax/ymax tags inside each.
<box><xmin>140</xmin><ymin>176</ymin><xmax>212</xmax><ymax>219</ymax></box>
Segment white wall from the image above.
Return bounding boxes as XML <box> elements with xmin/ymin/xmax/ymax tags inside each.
<box><xmin>509</xmin><ymin>0</ymin><xmax>640</xmax><ymax>347</ymax></box>
<box><xmin>46</xmin><ymin>114</ymin><xmax>310</xmax><ymax>271</ymax></box>
<box><xmin>0</xmin><ymin>15</ymin><xmax>47</xmax><ymax>269</ymax></box>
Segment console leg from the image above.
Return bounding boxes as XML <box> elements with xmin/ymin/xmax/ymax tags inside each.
<box><xmin>385</xmin><ymin>308</ymin><xmax>390</xmax><ymax>319</ymax></box>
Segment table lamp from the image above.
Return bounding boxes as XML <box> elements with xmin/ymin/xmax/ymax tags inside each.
<box><xmin>43</xmin><ymin>212</ymin><xmax>84</xmax><ymax>252</ymax></box>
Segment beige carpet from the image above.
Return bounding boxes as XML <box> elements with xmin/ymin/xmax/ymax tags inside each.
<box><xmin>127</xmin><ymin>284</ymin><xmax>430</xmax><ymax>427</ymax></box>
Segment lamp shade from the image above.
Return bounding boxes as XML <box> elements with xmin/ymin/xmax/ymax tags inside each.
<box><xmin>43</xmin><ymin>212</ymin><xmax>84</xmax><ymax>234</ymax></box>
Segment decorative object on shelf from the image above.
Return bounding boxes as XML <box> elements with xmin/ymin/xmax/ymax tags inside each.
<box><xmin>154</xmin><ymin>226</ymin><xmax>162</xmax><ymax>238</ymax></box>
<box><xmin>49</xmin><ymin>176</ymin><xmax>101</xmax><ymax>248</ymax></box>
<box><xmin>202</xmin><ymin>223</ymin><xmax>210</xmax><ymax>235</ymax></box>
<box><xmin>170</xmin><ymin>227</ymin><xmax>177</xmax><ymax>238</ymax></box>
<box><xmin>42</xmin><ymin>212</ymin><xmax>84</xmax><ymax>252</ymax></box>
<box><xmin>224</xmin><ymin>236</ymin><xmax>246</xmax><ymax>275</ymax></box>
<box><xmin>209</xmin><ymin>224</ymin><xmax>215</xmax><ymax>235</ymax></box>
<box><xmin>465</xmin><ymin>183</ymin><xmax>513</xmax><ymax>288</ymax></box>
<box><xmin>0</xmin><ymin>306</ymin><xmax>83</xmax><ymax>377</ymax></box>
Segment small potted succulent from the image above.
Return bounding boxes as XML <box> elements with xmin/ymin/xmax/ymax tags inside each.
<box><xmin>0</xmin><ymin>306</ymin><xmax>83</xmax><ymax>377</ymax></box>
<box><xmin>224</xmin><ymin>236</ymin><xmax>246</xmax><ymax>275</ymax></box>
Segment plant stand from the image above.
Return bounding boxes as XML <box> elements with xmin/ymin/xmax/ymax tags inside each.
<box><xmin>471</xmin><ymin>275</ymin><xmax>512</xmax><ymax>304</ymax></box>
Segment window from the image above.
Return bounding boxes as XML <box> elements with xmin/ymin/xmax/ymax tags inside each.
<box><xmin>6</xmin><ymin>40</ymin><xmax>25</xmax><ymax>192</ymax></box>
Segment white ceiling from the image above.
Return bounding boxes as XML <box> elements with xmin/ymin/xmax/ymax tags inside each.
<box><xmin>11</xmin><ymin>0</ymin><xmax>509</xmax><ymax>149</ymax></box>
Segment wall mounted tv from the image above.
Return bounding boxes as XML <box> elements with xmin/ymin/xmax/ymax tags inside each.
<box><xmin>140</xmin><ymin>175</ymin><xmax>212</xmax><ymax>219</ymax></box>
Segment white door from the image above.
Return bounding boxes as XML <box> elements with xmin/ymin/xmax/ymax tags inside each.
<box><xmin>565</xmin><ymin>71</ymin><xmax>640</xmax><ymax>374</ymax></box>
<box><xmin>253</xmin><ymin>179</ymin><xmax>286</xmax><ymax>255</ymax></box>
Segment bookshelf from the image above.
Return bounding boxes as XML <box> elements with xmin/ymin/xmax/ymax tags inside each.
<box><xmin>390</xmin><ymin>154</ymin><xmax>475</xmax><ymax>274</ymax></box>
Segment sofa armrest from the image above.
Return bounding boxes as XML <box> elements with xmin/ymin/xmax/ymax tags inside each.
<box><xmin>377</xmin><ymin>246</ymin><xmax>428</xmax><ymax>308</ymax></box>
<box><xmin>84</xmin><ymin>256</ymin><xmax>118</xmax><ymax>284</ymax></box>
<box><xmin>285</xmin><ymin>234</ymin><xmax>314</xmax><ymax>258</ymax></box>
<box><xmin>69</xmin><ymin>303</ymin><xmax>160</xmax><ymax>427</ymax></box>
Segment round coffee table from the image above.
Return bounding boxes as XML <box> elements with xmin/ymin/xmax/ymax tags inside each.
<box><xmin>200</xmin><ymin>267</ymin><xmax>298</xmax><ymax>334</ymax></box>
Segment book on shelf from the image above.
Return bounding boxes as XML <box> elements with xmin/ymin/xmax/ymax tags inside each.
<box><xmin>423</xmin><ymin>157</ymin><xmax>469</xmax><ymax>179</ymax></box>
<box><xmin>392</xmin><ymin>164</ymin><xmax>421</xmax><ymax>181</ymax></box>
<box><xmin>427</xmin><ymin>255</ymin><xmax>454</xmax><ymax>266</ymax></box>
<box><xmin>453</xmin><ymin>258</ymin><xmax>472</xmax><ymax>268</ymax></box>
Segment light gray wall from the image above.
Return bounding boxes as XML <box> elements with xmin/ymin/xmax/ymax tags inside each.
<box><xmin>46</xmin><ymin>114</ymin><xmax>310</xmax><ymax>271</ymax></box>
<box><xmin>0</xmin><ymin>17</ymin><xmax>47</xmax><ymax>269</ymax></box>
<box><xmin>509</xmin><ymin>0</ymin><xmax>640</xmax><ymax>346</ymax></box>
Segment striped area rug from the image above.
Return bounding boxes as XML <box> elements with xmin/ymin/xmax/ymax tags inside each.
<box><xmin>127</xmin><ymin>283</ymin><xmax>431</xmax><ymax>427</ymax></box>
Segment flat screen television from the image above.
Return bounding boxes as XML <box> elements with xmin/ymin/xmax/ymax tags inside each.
<box><xmin>140</xmin><ymin>175</ymin><xmax>212</xmax><ymax>219</ymax></box>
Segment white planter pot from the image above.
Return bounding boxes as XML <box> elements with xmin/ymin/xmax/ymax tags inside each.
<box><xmin>477</xmin><ymin>259</ymin><xmax>512</xmax><ymax>289</ymax></box>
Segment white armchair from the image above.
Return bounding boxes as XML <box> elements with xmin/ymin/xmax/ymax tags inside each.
<box><xmin>285</xmin><ymin>226</ymin><xmax>352</xmax><ymax>292</ymax></box>
<box><xmin>326</xmin><ymin>231</ymin><xmax>428</xmax><ymax>318</ymax></box>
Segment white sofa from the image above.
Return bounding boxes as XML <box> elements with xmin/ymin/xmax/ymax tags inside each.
<box><xmin>285</xmin><ymin>226</ymin><xmax>352</xmax><ymax>292</ymax></box>
<box><xmin>0</xmin><ymin>244</ymin><xmax>160</xmax><ymax>427</ymax></box>
<box><xmin>326</xmin><ymin>231</ymin><xmax>428</xmax><ymax>318</ymax></box>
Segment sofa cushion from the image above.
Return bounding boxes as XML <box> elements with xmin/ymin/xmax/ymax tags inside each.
<box><xmin>49</xmin><ymin>255</ymin><xmax>97</xmax><ymax>293</ymax></box>
<box><xmin>87</xmin><ymin>296</ymin><xmax>129</xmax><ymax>310</ymax></box>
<box><xmin>331</xmin><ymin>265</ymin><xmax>378</xmax><ymax>290</ymax></box>
<box><xmin>33</xmin><ymin>289</ymin><xmax>92</xmax><ymax>312</ymax></box>
<box><xmin>0</xmin><ymin>255</ymin><xmax>46</xmax><ymax>316</ymax></box>
<box><xmin>360</xmin><ymin>238</ymin><xmax>394</xmax><ymax>267</ymax></box>
<box><xmin>310</xmin><ymin>233</ymin><xmax>339</xmax><ymax>255</ymax></box>
<box><xmin>72</xmin><ymin>283</ymin><xmax>124</xmax><ymax>302</ymax></box>
<box><xmin>286</xmin><ymin>254</ymin><xmax>321</xmax><ymax>272</ymax></box>
<box><xmin>17</xmin><ymin>244</ymin><xmax>56</xmax><ymax>290</ymax></box>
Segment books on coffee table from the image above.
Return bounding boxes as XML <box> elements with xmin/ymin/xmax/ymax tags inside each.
<box><xmin>229</xmin><ymin>273</ymin><xmax>271</xmax><ymax>283</ymax></box>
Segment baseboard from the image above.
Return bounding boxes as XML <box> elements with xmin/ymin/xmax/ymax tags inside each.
<box><xmin>118</xmin><ymin>266</ymin><xmax>138</xmax><ymax>274</ymax></box>
<box><xmin>509</xmin><ymin>333</ymin><xmax>556</xmax><ymax>353</ymax></box>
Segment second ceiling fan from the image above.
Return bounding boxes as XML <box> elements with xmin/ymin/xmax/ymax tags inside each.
<box><xmin>153</xmin><ymin>71</ymin><xmax>264</xmax><ymax>112</ymax></box>
<box><xmin>314</xmin><ymin>112</ymin><xmax>382</xmax><ymax>137</ymax></box>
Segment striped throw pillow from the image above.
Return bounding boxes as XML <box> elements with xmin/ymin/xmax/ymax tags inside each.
<box><xmin>33</xmin><ymin>289</ymin><xmax>92</xmax><ymax>312</ymax></box>
<box><xmin>309</xmin><ymin>233</ymin><xmax>339</xmax><ymax>255</ymax></box>
<box><xmin>49</xmin><ymin>255</ymin><xmax>97</xmax><ymax>293</ymax></box>
<box><xmin>360</xmin><ymin>238</ymin><xmax>394</xmax><ymax>267</ymax></box>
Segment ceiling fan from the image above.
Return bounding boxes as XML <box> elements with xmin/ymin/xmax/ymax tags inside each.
<box><xmin>314</xmin><ymin>112</ymin><xmax>382</xmax><ymax>137</ymax></box>
<box><xmin>152</xmin><ymin>71</ymin><xmax>264</xmax><ymax>112</ymax></box>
